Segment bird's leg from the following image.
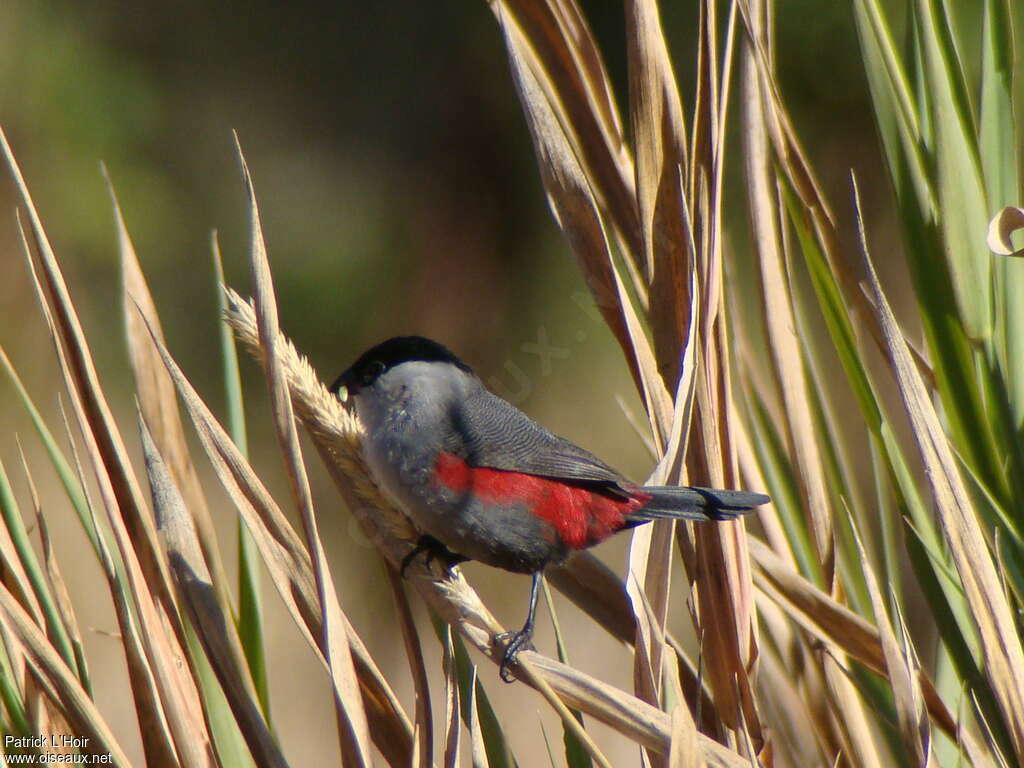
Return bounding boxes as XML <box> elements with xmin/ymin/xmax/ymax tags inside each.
<box><xmin>497</xmin><ymin>572</ymin><xmax>542</xmax><ymax>683</ymax></box>
<box><xmin>400</xmin><ymin>534</ymin><xmax>468</xmax><ymax>578</ymax></box>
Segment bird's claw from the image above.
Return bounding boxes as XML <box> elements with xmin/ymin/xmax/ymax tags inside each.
<box><xmin>400</xmin><ymin>535</ymin><xmax>467</xmax><ymax>578</ymax></box>
<box><xmin>495</xmin><ymin>629</ymin><xmax>535</xmax><ymax>683</ymax></box>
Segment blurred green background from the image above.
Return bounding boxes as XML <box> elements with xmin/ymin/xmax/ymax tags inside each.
<box><xmin>0</xmin><ymin>0</ymin><xmax>970</xmax><ymax>764</ymax></box>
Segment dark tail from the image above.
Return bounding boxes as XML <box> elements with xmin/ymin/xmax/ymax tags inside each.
<box><xmin>626</xmin><ymin>486</ymin><xmax>769</xmax><ymax>524</ymax></box>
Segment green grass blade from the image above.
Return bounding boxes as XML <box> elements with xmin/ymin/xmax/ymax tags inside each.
<box><xmin>743</xmin><ymin>390</ymin><xmax>819</xmax><ymax>583</ymax></box>
<box><xmin>0</xmin><ymin>460</ymin><xmax>80</xmax><ymax>681</ymax></box>
<box><xmin>431</xmin><ymin>614</ymin><xmax>518</xmax><ymax>768</ymax></box>
<box><xmin>184</xmin><ymin>622</ymin><xmax>258</xmax><ymax>768</ymax></box>
<box><xmin>0</xmin><ymin>633</ymin><xmax>30</xmax><ymax>737</ymax></box>
<box><xmin>980</xmin><ymin>1</ymin><xmax>1024</xmax><ymax>503</ymax></box>
<box><xmin>213</xmin><ymin>235</ymin><xmax>270</xmax><ymax>723</ymax></box>
<box><xmin>980</xmin><ymin>0</ymin><xmax>1017</xmax><ymax>208</ymax></box>
<box><xmin>915</xmin><ymin>0</ymin><xmax>992</xmax><ymax>341</ymax></box>
<box><xmin>0</xmin><ymin>349</ymin><xmax>99</xmax><ymax>555</ymax></box>
<box><xmin>540</xmin><ymin>580</ymin><xmax>591</xmax><ymax>768</ymax></box>
<box><xmin>852</xmin><ymin>0</ymin><xmax>938</xmax><ymax>217</ymax></box>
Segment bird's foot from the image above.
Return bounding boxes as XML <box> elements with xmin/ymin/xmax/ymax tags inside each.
<box><xmin>495</xmin><ymin>628</ymin><xmax>535</xmax><ymax>683</ymax></box>
<box><xmin>400</xmin><ymin>535</ymin><xmax>467</xmax><ymax>578</ymax></box>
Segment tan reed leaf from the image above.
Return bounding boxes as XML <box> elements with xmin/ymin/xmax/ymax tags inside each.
<box><xmin>108</xmin><ymin>168</ymin><xmax>236</xmax><ymax>620</ymax></box>
<box><xmin>665</xmin><ymin>642</ymin><xmax>703</xmax><ymax>768</ymax></box>
<box><xmin>750</xmin><ymin>537</ymin><xmax>959</xmax><ymax>740</ymax></box>
<box><xmin>234</xmin><ymin>135</ymin><xmax>372</xmax><ymax>768</ymax></box>
<box><xmin>987</xmin><ymin>206</ymin><xmax>1024</xmax><ymax>256</ymax></box>
<box><xmin>384</xmin><ymin>566</ymin><xmax>433</xmax><ymax>768</ymax></box>
<box><xmin>466</xmin><ymin>667</ymin><xmax>490</xmax><ymax>768</ymax></box>
<box><xmin>0</xmin><ymin>128</ymin><xmax>178</xmax><ymax>626</ymax></box>
<box><xmin>740</xmin><ymin>12</ymin><xmax>834</xmax><ymax>588</ymax></box>
<box><xmin>820</xmin><ymin>646</ymin><xmax>884</xmax><ymax>768</ymax></box>
<box><xmin>16</xmin><ymin>211</ymin><xmax>216</xmax><ymax>767</ymax></box>
<box><xmin>144</xmin><ymin>305</ymin><xmax>415</xmax><ymax>767</ymax></box>
<box><xmin>141</xmin><ymin>416</ymin><xmax>290</xmax><ymax>768</ymax></box>
<box><xmin>493</xmin><ymin>0</ymin><xmax>642</xmax><ymax>264</ymax></box>
<box><xmin>56</xmin><ymin>397</ymin><xmax>180</xmax><ymax>767</ymax></box>
<box><xmin>856</xmin><ymin>177</ymin><xmax>1024</xmax><ymax>764</ymax></box>
<box><xmin>493</xmin><ymin>4</ymin><xmax>674</xmax><ymax>434</ymax></box>
<box><xmin>0</xmin><ymin>581</ymin><xmax>131</xmax><ymax>767</ymax></box>
<box><xmin>851</xmin><ymin>514</ymin><xmax>932</xmax><ymax>766</ymax></box>
<box><xmin>441</xmin><ymin>627</ymin><xmax>461</xmax><ymax>768</ymax></box>
<box><xmin>625</xmin><ymin>0</ymin><xmax>693</xmax><ymax>389</ymax></box>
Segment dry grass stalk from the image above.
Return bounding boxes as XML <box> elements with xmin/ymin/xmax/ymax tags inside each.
<box><xmin>141</xmin><ymin>417</ymin><xmax>289</xmax><ymax>768</ymax></box>
<box><xmin>235</xmin><ymin>137</ymin><xmax>373</xmax><ymax>768</ymax></box>
<box><xmin>856</xmin><ymin>178</ymin><xmax>1024</xmax><ymax>764</ymax></box>
<box><xmin>145</xmin><ymin>309</ymin><xmax>414</xmax><ymax>767</ymax></box>
<box><xmin>111</xmin><ymin>170</ymin><xmax>236</xmax><ymax>625</ymax></box>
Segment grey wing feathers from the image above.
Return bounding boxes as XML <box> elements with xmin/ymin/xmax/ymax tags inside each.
<box><xmin>448</xmin><ymin>388</ymin><xmax>629</xmax><ymax>490</ymax></box>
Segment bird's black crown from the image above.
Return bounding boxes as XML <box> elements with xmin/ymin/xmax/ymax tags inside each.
<box><xmin>331</xmin><ymin>336</ymin><xmax>473</xmax><ymax>395</ymax></box>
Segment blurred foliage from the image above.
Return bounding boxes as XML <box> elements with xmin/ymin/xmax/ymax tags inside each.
<box><xmin>0</xmin><ymin>0</ymin><xmax>885</xmax><ymax>389</ymax></box>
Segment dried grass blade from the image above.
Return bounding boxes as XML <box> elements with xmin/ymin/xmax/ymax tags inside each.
<box><xmin>855</xmin><ymin>177</ymin><xmax>1024</xmax><ymax>763</ymax></box>
<box><xmin>0</xmin><ymin>129</ymin><xmax>176</xmax><ymax>616</ymax></box>
<box><xmin>665</xmin><ymin>654</ymin><xmax>702</xmax><ymax>768</ymax></box>
<box><xmin>627</xmin><ymin>283</ymin><xmax>698</xmax><ymax>717</ymax></box>
<box><xmin>57</xmin><ymin>398</ymin><xmax>179</xmax><ymax>767</ymax></box>
<box><xmin>750</xmin><ymin>537</ymin><xmax>958</xmax><ymax>738</ymax></box>
<box><xmin>144</xmin><ymin>313</ymin><xmax>414</xmax><ymax>767</ymax></box>
<box><xmin>496</xmin><ymin>0</ymin><xmax>640</xmax><ymax>261</ymax></box>
<box><xmin>200</xmin><ymin>300</ymin><xmax>418</xmax><ymax>758</ymax></box>
<box><xmin>988</xmin><ymin>206</ymin><xmax>1024</xmax><ymax>257</ymax></box>
<box><xmin>736</xmin><ymin>1</ymin><xmax>895</xmax><ymax>368</ymax></box>
<box><xmin>235</xmin><ymin>137</ymin><xmax>372</xmax><ymax>767</ymax></box>
<box><xmin>384</xmin><ymin>566</ymin><xmax>432</xmax><ymax>768</ymax></box>
<box><xmin>495</xmin><ymin>6</ymin><xmax>671</xmax><ymax>424</ymax></box>
<box><xmin>141</xmin><ymin>416</ymin><xmax>289</xmax><ymax>768</ymax></box>
<box><xmin>109</xmin><ymin>169</ymin><xmax>233</xmax><ymax>612</ymax></box>
<box><xmin>512</xmin><ymin>652</ymin><xmax>614</xmax><ymax>768</ymax></box>
<box><xmin>0</xmin><ymin>581</ymin><xmax>131</xmax><ymax>766</ymax></box>
<box><xmin>442</xmin><ymin>627</ymin><xmax>461</xmax><ymax>768</ymax></box>
<box><xmin>625</xmin><ymin>0</ymin><xmax>692</xmax><ymax>387</ymax></box>
<box><xmin>16</xmin><ymin>442</ymin><xmax>90</xmax><ymax>697</ymax></box>
<box><xmin>212</xmin><ymin>233</ymin><xmax>269</xmax><ymax>720</ymax></box>
<box><xmin>0</xmin><ymin>346</ymin><xmax>100</xmax><ymax>554</ymax></box>
<box><xmin>466</xmin><ymin>668</ymin><xmax>490</xmax><ymax>768</ymax></box>
<box><xmin>19</xmin><ymin>219</ymin><xmax>215</xmax><ymax>767</ymax></box>
<box><xmin>546</xmin><ymin>553</ymin><xmax>636</xmax><ymax>644</ymax></box>
<box><xmin>754</xmin><ymin>629</ymin><xmax>826</xmax><ymax>765</ymax></box>
<box><xmin>850</xmin><ymin>513</ymin><xmax>932</xmax><ymax>765</ymax></box>
<box><xmin>683</xmin><ymin>331</ymin><xmax>760</xmax><ymax>746</ymax></box>
<box><xmin>819</xmin><ymin>649</ymin><xmax>882</xmax><ymax>768</ymax></box>
<box><xmin>741</xmin><ymin>27</ymin><xmax>834</xmax><ymax>586</ymax></box>
<box><xmin>691</xmin><ymin>1</ymin><xmax>722</xmax><ymax>327</ymax></box>
<box><xmin>627</xmin><ymin>523</ymin><xmax>672</xmax><ymax>710</ymax></box>
<box><xmin>525</xmin><ymin>653</ymin><xmax>747</xmax><ymax>768</ymax></box>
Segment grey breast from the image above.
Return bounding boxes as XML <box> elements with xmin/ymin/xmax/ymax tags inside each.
<box><xmin>357</xmin><ymin>361</ymin><xmax>564</xmax><ymax>572</ymax></box>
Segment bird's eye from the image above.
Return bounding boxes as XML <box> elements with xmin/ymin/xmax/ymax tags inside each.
<box><xmin>361</xmin><ymin>360</ymin><xmax>386</xmax><ymax>386</ymax></box>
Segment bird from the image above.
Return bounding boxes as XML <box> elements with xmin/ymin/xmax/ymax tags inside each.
<box><xmin>331</xmin><ymin>336</ymin><xmax>769</xmax><ymax>682</ymax></box>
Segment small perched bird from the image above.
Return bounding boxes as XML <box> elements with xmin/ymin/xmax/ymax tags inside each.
<box><xmin>332</xmin><ymin>336</ymin><xmax>769</xmax><ymax>681</ymax></box>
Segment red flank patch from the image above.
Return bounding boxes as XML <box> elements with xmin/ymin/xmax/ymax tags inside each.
<box><xmin>434</xmin><ymin>451</ymin><xmax>648</xmax><ymax>549</ymax></box>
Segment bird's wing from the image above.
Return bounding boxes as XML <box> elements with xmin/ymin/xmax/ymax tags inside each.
<box><xmin>446</xmin><ymin>388</ymin><xmax>631</xmax><ymax>493</ymax></box>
